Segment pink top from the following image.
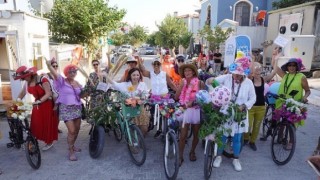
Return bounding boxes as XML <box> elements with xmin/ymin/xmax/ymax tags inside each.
<box><xmin>54</xmin><ymin>75</ymin><xmax>82</xmax><ymax>105</ymax></box>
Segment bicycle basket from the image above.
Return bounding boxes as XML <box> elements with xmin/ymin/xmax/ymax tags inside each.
<box><xmin>121</xmin><ymin>104</ymin><xmax>142</xmax><ymax>118</ymax></box>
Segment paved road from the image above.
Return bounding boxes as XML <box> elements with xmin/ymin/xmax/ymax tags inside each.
<box><xmin>0</xmin><ymin>56</ymin><xmax>318</xmax><ymax>179</ymax></box>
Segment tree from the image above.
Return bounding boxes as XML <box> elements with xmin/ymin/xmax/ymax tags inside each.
<box><xmin>155</xmin><ymin>14</ymin><xmax>192</xmax><ymax>56</ymax></box>
<box><xmin>146</xmin><ymin>32</ymin><xmax>158</xmax><ymax>47</ymax></box>
<box><xmin>198</xmin><ymin>25</ymin><xmax>233</xmax><ymax>51</ymax></box>
<box><xmin>272</xmin><ymin>0</ymin><xmax>316</xmax><ymax>9</ymax></box>
<box><xmin>110</xmin><ymin>31</ymin><xmax>126</xmax><ymax>46</ymax></box>
<box><xmin>127</xmin><ymin>25</ymin><xmax>148</xmax><ymax>47</ymax></box>
<box><xmin>46</xmin><ymin>0</ymin><xmax>126</xmax><ymax>60</ymax></box>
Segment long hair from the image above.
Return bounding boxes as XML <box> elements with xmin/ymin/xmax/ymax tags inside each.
<box><xmin>125</xmin><ymin>68</ymin><xmax>142</xmax><ymax>82</ymax></box>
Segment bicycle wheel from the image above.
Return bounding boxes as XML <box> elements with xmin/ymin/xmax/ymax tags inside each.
<box><xmin>25</xmin><ymin>136</ymin><xmax>41</xmax><ymax>169</ymax></box>
<box><xmin>271</xmin><ymin>122</ymin><xmax>296</xmax><ymax>165</ymax></box>
<box><xmin>163</xmin><ymin>131</ymin><xmax>179</xmax><ymax>180</ymax></box>
<box><xmin>89</xmin><ymin>125</ymin><xmax>105</xmax><ymax>159</ymax></box>
<box><xmin>261</xmin><ymin>105</ymin><xmax>274</xmax><ymax>141</ymax></box>
<box><xmin>127</xmin><ymin>124</ymin><xmax>146</xmax><ymax>166</ymax></box>
<box><xmin>113</xmin><ymin>122</ymin><xmax>122</xmax><ymax>142</ymax></box>
<box><xmin>204</xmin><ymin>140</ymin><xmax>215</xmax><ymax>180</ymax></box>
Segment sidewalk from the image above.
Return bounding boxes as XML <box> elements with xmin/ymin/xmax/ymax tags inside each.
<box><xmin>308</xmin><ymin>78</ymin><xmax>320</xmax><ymax>106</ymax></box>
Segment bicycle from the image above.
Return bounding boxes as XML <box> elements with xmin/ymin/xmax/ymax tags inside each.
<box><xmin>85</xmin><ymin>89</ymin><xmax>122</xmax><ymax>159</ymax></box>
<box><xmin>7</xmin><ymin>117</ymin><xmax>41</xmax><ymax>169</ymax></box>
<box><xmin>260</xmin><ymin>92</ymin><xmax>277</xmax><ymax>141</ymax></box>
<box><xmin>203</xmin><ymin>134</ymin><xmax>217</xmax><ymax>180</ymax></box>
<box><xmin>270</xmin><ymin>90</ymin><xmax>301</xmax><ymax>165</ymax></box>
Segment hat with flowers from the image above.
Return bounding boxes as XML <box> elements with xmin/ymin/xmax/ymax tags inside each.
<box><xmin>281</xmin><ymin>58</ymin><xmax>305</xmax><ymax>72</ymax></box>
<box><xmin>13</xmin><ymin>66</ymin><xmax>38</xmax><ymax>80</ymax></box>
<box><xmin>228</xmin><ymin>53</ymin><xmax>251</xmax><ymax>76</ymax></box>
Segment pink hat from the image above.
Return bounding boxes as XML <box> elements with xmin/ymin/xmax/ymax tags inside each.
<box><xmin>13</xmin><ymin>66</ymin><xmax>37</xmax><ymax>80</ymax></box>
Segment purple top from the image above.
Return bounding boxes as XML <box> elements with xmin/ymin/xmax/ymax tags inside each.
<box><xmin>54</xmin><ymin>75</ymin><xmax>82</xmax><ymax>105</ymax></box>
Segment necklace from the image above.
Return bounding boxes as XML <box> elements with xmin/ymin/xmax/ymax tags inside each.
<box><xmin>283</xmin><ymin>73</ymin><xmax>296</xmax><ymax>94</ymax></box>
<box><xmin>231</xmin><ymin>76</ymin><xmax>242</xmax><ymax>103</ymax></box>
<box><xmin>179</xmin><ymin>78</ymin><xmax>199</xmax><ymax>105</ymax></box>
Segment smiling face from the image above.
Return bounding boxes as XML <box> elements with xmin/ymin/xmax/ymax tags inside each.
<box><xmin>51</xmin><ymin>63</ymin><xmax>58</xmax><ymax>72</ymax></box>
<box><xmin>152</xmin><ymin>61</ymin><xmax>161</xmax><ymax>72</ymax></box>
<box><xmin>232</xmin><ymin>73</ymin><xmax>244</xmax><ymax>84</ymax></box>
<box><xmin>130</xmin><ymin>70</ymin><xmax>141</xmax><ymax>83</ymax></box>
<box><xmin>67</xmin><ymin>69</ymin><xmax>77</xmax><ymax>80</ymax></box>
<box><xmin>287</xmin><ymin>62</ymin><xmax>297</xmax><ymax>73</ymax></box>
<box><xmin>184</xmin><ymin>67</ymin><xmax>195</xmax><ymax>79</ymax></box>
<box><xmin>92</xmin><ymin>61</ymin><xmax>100</xmax><ymax>71</ymax></box>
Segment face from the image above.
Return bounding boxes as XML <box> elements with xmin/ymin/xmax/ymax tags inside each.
<box><xmin>232</xmin><ymin>73</ymin><xmax>244</xmax><ymax>84</ymax></box>
<box><xmin>130</xmin><ymin>70</ymin><xmax>140</xmax><ymax>83</ymax></box>
<box><xmin>52</xmin><ymin>63</ymin><xmax>58</xmax><ymax>71</ymax></box>
<box><xmin>200</xmin><ymin>58</ymin><xmax>207</xmax><ymax>65</ymax></box>
<box><xmin>127</xmin><ymin>61</ymin><xmax>137</xmax><ymax>69</ymax></box>
<box><xmin>152</xmin><ymin>61</ymin><xmax>161</xmax><ymax>71</ymax></box>
<box><xmin>22</xmin><ymin>75</ymin><xmax>32</xmax><ymax>83</ymax></box>
<box><xmin>92</xmin><ymin>62</ymin><xmax>99</xmax><ymax>70</ymax></box>
<box><xmin>253</xmin><ymin>65</ymin><xmax>262</xmax><ymax>76</ymax></box>
<box><xmin>67</xmin><ymin>69</ymin><xmax>77</xmax><ymax>79</ymax></box>
<box><xmin>176</xmin><ymin>59</ymin><xmax>184</xmax><ymax>67</ymax></box>
<box><xmin>287</xmin><ymin>63</ymin><xmax>297</xmax><ymax>73</ymax></box>
<box><xmin>184</xmin><ymin>67</ymin><xmax>195</xmax><ymax>79</ymax></box>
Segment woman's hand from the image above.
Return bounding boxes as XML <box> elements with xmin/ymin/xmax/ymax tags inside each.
<box><xmin>238</xmin><ymin>104</ymin><xmax>246</xmax><ymax>112</ymax></box>
<box><xmin>302</xmin><ymin>96</ymin><xmax>309</xmax><ymax>103</ymax></box>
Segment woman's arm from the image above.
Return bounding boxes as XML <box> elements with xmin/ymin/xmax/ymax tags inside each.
<box><xmin>301</xmin><ymin>76</ymin><xmax>311</xmax><ymax>103</ymax></box>
<box><xmin>38</xmin><ymin>82</ymin><xmax>53</xmax><ymax>103</ymax></box>
<box><xmin>45</xmin><ymin>57</ymin><xmax>59</xmax><ymax>80</ymax></box>
<box><xmin>138</xmin><ymin>62</ymin><xmax>150</xmax><ymax>78</ymax></box>
<box><xmin>263</xmin><ymin>70</ymin><xmax>276</xmax><ymax>82</ymax></box>
<box><xmin>17</xmin><ymin>84</ymin><xmax>27</xmax><ymax>100</ymax></box>
<box><xmin>272</xmin><ymin>48</ymin><xmax>286</xmax><ymax>78</ymax></box>
<box><xmin>174</xmin><ymin>80</ymin><xmax>184</xmax><ymax>101</ymax></box>
<box><xmin>166</xmin><ymin>74</ymin><xmax>177</xmax><ymax>92</ymax></box>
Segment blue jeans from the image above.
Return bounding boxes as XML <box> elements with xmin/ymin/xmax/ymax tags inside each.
<box><xmin>217</xmin><ymin>133</ymin><xmax>242</xmax><ymax>158</ymax></box>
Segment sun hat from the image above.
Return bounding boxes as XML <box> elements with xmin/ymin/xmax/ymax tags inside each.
<box><xmin>152</xmin><ymin>58</ymin><xmax>161</xmax><ymax>65</ymax></box>
<box><xmin>13</xmin><ymin>66</ymin><xmax>37</xmax><ymax>80</ymax></box>
<box><xmin>228</xmin><ymin>56</ymin><xmax>251</xmax><ymax>76</ymax></box>
<box><xmin>281</xmin><ymin>58</ymin><xmax>305</xmax><ymax>72</ymax></box>
<box><xmin>179</xmin><ymin>64</ymin><xmax>198</xmax><ymax>78</ymax></box>
<box><xmin>126</xmin><ymin>55</ymin><xmax>138</xmax><ymax>63</ymax></box>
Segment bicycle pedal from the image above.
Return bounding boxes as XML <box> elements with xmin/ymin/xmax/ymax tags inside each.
<box><xmin>7</xmin><ymin>143</ymin><xmax>14</xmax><ymax>148</ymax></box>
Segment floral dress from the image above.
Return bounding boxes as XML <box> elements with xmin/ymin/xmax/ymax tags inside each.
<box><xmin>84</xmin><ymin>72</ymin><xmax>106</xmax><ymax>109</ymax></box>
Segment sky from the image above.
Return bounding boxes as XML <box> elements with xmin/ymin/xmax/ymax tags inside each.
<box><xmin>108</xmin><ymin>0</ymin><xmax>200</xmax><ymax>33</ymax></box>
<box><xmin>0</xmin><ymin>0</ymin><xmax>200</xmax><ymax>33</ymax></box>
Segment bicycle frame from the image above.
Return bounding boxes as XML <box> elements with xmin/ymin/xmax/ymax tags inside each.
<box><xmin>116</xmin><ymin>110</ymin><xmax>136</xmax><ymax>146</ymax></box>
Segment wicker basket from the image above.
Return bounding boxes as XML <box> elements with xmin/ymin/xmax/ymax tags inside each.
<box><xmin>121</xmin><ymin>104</ymin><xmax>142</xmax><ymax>118</ymax></box>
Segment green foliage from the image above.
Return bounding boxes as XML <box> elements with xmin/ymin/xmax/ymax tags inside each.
<box><xmin>46</xmin><ymin>0</ymin><xmax>125</xmax><ymax>57</ymax></box>
<box><xmin>146</xmin><ymin>32</ymin><xmax>158</xmax><ymax>47</ymax></box>
<box><xmin>198</xmin><ymin>25</ymin><xmax>233</xmax><ymax>51</ymax></box>
<box><xmin>272</xmin><ymin>0</ymin><xmax>316</xmax><ymax>9</ymax></box>
<box><xmin>127</xmin><ymin>25</ymin><xmax>148</xmax><ymax>47</ymax></box>
<box><xmin>110</xmin><ymin>31</ymin><xmax>127</xmax><ymax>46</ymax></box>
<box><xmin>156</xmin><ymin>14</ymin><xmax>192</xmax><ymax>52</ymax></box>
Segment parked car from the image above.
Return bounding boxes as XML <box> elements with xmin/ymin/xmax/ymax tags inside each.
<box><xmin>145</xmin><ymin>47</ymin><xmax>155</xmax><ymax>55</ymax></box>
<box><xmin>118</xmin><ymin>45</ymin><xmax>133</xmax><ymax>55</ymax></box>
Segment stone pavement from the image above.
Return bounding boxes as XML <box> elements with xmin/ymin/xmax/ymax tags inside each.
<box><xmin>0</xmin><ymin>103</ymin><xmax>319</xmax><ymax>180</ymax></box>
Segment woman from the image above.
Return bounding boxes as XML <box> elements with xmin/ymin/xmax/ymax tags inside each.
<box><xmin>175</xmin><ymin>64</ymin><xmax>205</xmax><ymax>166</ymax></box>
<box><xmin>119</xmin><ymin>56</ymin><xmax>139</xmax><ymax>82</ymax></box>
<box><xmin>197</xmin><ymin>55</ymin><xmax>213</xmax><ymax>82</ymax></box>
<box><xmin>47</xmin><ymin>60</ymin><xmax>83</xmax><ymax>161</ymax></box>
<box><xmin>14</xmin><ymin>66</ymin><xmax>58</xmax><ymax>151</ymax></box>
<box><xmin>47</xmin><ymin>59</ymin><xmax>62</xmax><ymax>133</ymax></box>
<box><xmin>106</xmin><ymin>68</ymin><xmax>149</xmax><ymax>137</ymax></box>
<box><xmin>207</xmin><ymin>57</ymin><xmax>256</xmax><ymax>171</ymax></box>
<box><xmin>139</xmin><ymin>58</ymin><xmax>177</xmax><ymax>137</ymax></box>
<box><xmin>272</xmin><ymin>48</ymin><xmax>310</xmax><ymax>106</ymax></box>
<box><xmin>244</xmin><ymin>62</ymin><xmax>276</xmax><ymax>151</ymax></box>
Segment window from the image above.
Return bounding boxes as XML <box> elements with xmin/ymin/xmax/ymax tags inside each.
<box><xmin>235</xmin><ymin>2</ymin><xmax>250</xmax><ymax>26</ymax></box>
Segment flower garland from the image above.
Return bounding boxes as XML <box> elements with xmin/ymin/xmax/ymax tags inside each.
<box><xmin>179</xmin><ymin>78</ymin><xmax>199</xmax><ymax>105</ymax></box>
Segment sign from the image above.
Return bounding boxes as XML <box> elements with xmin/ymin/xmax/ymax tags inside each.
<box><xmin>235</xmin><ymin>35</ymin><xmax>251</xmax><ymax>59</ymax></box>
<box><xmin>274</xmin><ymin>35</ymin><xmax>289</xmax><ymax>48</ymax></box>
<box><xmin>224</xmin><ymin>36</ymin><xmax>236</xmax><ymax>67</ymax></box>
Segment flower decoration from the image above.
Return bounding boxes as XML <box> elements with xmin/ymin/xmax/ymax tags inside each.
<box><xmin>7</xmin><ymin>99</ymin><xmax>32</xmax><ymax>120</ymax></box>
<box><xmin>229</xmin><ymin>63</ymin><xmax>237</xmax><ymax>71</ymax></box>
<box><xmin>273</xmin><ymin>98</ymin><xmax>307</xmax><ymax>124</ymax></box>
<box><xmin>196</xmin><ymin>90</ymin><xmax>211</xmax><ymax>104</ymax></box>
<box><xmin>127</xmin><ymin>86</ymin><xmax>134</xmax><ymax>92</ymax></box>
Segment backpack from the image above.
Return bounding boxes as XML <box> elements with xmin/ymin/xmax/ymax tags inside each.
<box><xmin>36</xmin><ymin>75</ymin><xmax>59</xmax><ymax>101</ymax></box>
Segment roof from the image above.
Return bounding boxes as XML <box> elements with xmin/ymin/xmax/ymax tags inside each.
<box><xmin>177</xmin><ymin>14</ymin><xmax>199</xmax><ymax>19</ymax></box>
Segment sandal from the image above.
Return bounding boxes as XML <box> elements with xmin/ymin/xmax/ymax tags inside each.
<box><xmin>73</xmin><ymin>146</ymin><xmax>82</xmax><ymax>152</ymax></box>
<box><xmin>179</xmin><ymin>158</ymin><xmax>184</xmax><ymax>167</ymax></box>
<box><xmin>69</xmin><ymin>152</ymin><xmax>78</xmax><ymax>161</ymax></box>
<box><xmin>189</xmin><ymin>152</ymin><xmax>197</xmax><ymax>161</ymax></box>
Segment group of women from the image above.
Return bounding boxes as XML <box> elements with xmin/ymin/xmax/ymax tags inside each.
<box><xmin>8</xmin><ymin>47</ymin><xmax>311</xmax><ymax>174</ymax></box>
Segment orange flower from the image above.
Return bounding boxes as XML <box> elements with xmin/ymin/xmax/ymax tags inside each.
<box><xmin>127</xmin><ymin>86</ymin><xmax>134</xmax><ymax>92</ymax></box>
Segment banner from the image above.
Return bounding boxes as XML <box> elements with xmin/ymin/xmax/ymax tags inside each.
<box><xmin>224</xmin><ymin>36</ymin><xmax>236</xmax><ymax>67</ymax></box>
<box><xmin>235</xmin><ymin>35</ymin><xmax>251</xmax><ymax>59</ymax></box>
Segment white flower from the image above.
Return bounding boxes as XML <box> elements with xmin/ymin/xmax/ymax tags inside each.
<box><xmin>21</xmin><ymin>112</ymin><xmax>26</xmax><ymax>117</ymax></box>
<box><xmin>18</xmin><ymin>115</ymin><xmax>25</xmax><ymax>120</ymax></box>
<box><xmin>12</xmin><ymin>113</ymin><xmax>18</xmax><ymax>119</ymax></box>
<box><xmin>16</xmin><ymin>98</ymin><xmax>22</xmax><ymax>102</ymax></box>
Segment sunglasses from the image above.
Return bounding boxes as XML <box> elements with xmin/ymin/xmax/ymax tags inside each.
<box><xmin>68</xmin><ymin>70</ymin><xmax>77</xmax><ymax>74</ymax></box>
<box><xmin>288</xmin><ymin>64</ymin><xmax>296</xmax><ymax>67</ymax></box>
<box><xmin>153</xmin><ymin>62</ymin><xmax>161</xmax><ymax>66</ymax></box>
<box><xmin>52</xmin><ymin>65</ymin><xmax>58</xmax><ymax>68</ymax></box>
<box><xmin>92</xmin><ymin>63</ymin><xmax>99</xmax><ymax>66</ymax></box>
<box><xmin>178</xmin><ymin>59</ymin><xmax>184</xmax><ymax>63</ymax></box>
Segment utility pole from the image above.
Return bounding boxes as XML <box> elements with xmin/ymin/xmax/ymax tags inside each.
<box><xmin>13</xmin><ymin>0</ymin><xmax>17</xmax><ymax>10</ymax></box>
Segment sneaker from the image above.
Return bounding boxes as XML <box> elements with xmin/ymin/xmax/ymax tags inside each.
<box><xmin>249</xmin><ymin>143</ymin><xmax>257</xmax><ymax>151</ymax></box>
<box><xmin>213</xmin><ymin>156</ymin><xmax>222</xmax><ymax>168</ymax></box>
<box><xmin>42</xmin><ymin>143</ymin><xmax>53</xmax><ymax>151</ymax></box>
<box><xmin>58</xmin><ymin>129</ymin><xmax>63</xmax><ymax>133</ymax></box>
<box><xmin>154</xmin><ymin>130</ymin><xmax>162</xmax><ymax>139</ymax></box>
<box><xmin>232</xmin><ymin>159</ymin><xmax>242</xmax><ymax>171</ymax></box>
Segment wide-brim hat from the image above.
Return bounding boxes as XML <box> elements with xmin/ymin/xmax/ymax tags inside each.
<box><xmin>13</xmin><ymin>66</ymin><xmax>37</xmax><ymax>80</ymax></box>
<box><xmin>152</xmin><ymin>58</ymin><xmax>161</xmax><ymax>65</ymax></box>
<box><xmin>281</xmin><ymin>58</ymin><xmax>305</xmax><ymax>72</ymax></box>
<box><xmin>179</xmin><ymin>64</ymin><xmax>198</xmax><ymax>78</ymax></box>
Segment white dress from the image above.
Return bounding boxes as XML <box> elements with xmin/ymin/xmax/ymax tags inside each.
<box><xmin>112</xmin><ymin>81</ymin><xmax>149</xmax><ymax>97</ymax></box>
<box><xmin>215</xmin><ymin>74</ymin><xmax>256</xmax><ymax>136</ymax></box>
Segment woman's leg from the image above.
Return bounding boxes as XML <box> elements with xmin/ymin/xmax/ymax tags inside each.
<box><xmin>65</xmin><ymin>119</ymin><xmax>78</xmax><ymax>160</ymax></box>
<box><xmin>250</xmin><ymin>106</ymin><xmax>266</xmax><ymax>143</ymax></box>
<box><xmin>190</xmin><ymin>124</ymin><xmax>200</xmax><ymax>153</ymax></box>
<box><xmin>244</xmin><ymin>107</ymin><xmax>255</xmax><ymax>142</ymax></box>
<box><xmin>217</xmin><ymin>135</ymin><xmax>227</xmax><ymax>155</ymax></box>
<box><xmin>233</xmin><ymin>133</ymin><xmax>242</xmax><ymax>158</ymax></box>
<box><xmin>178</xmin><ymin>123</ymin><xmax>189</xmax><ymax>164</ymax></box>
